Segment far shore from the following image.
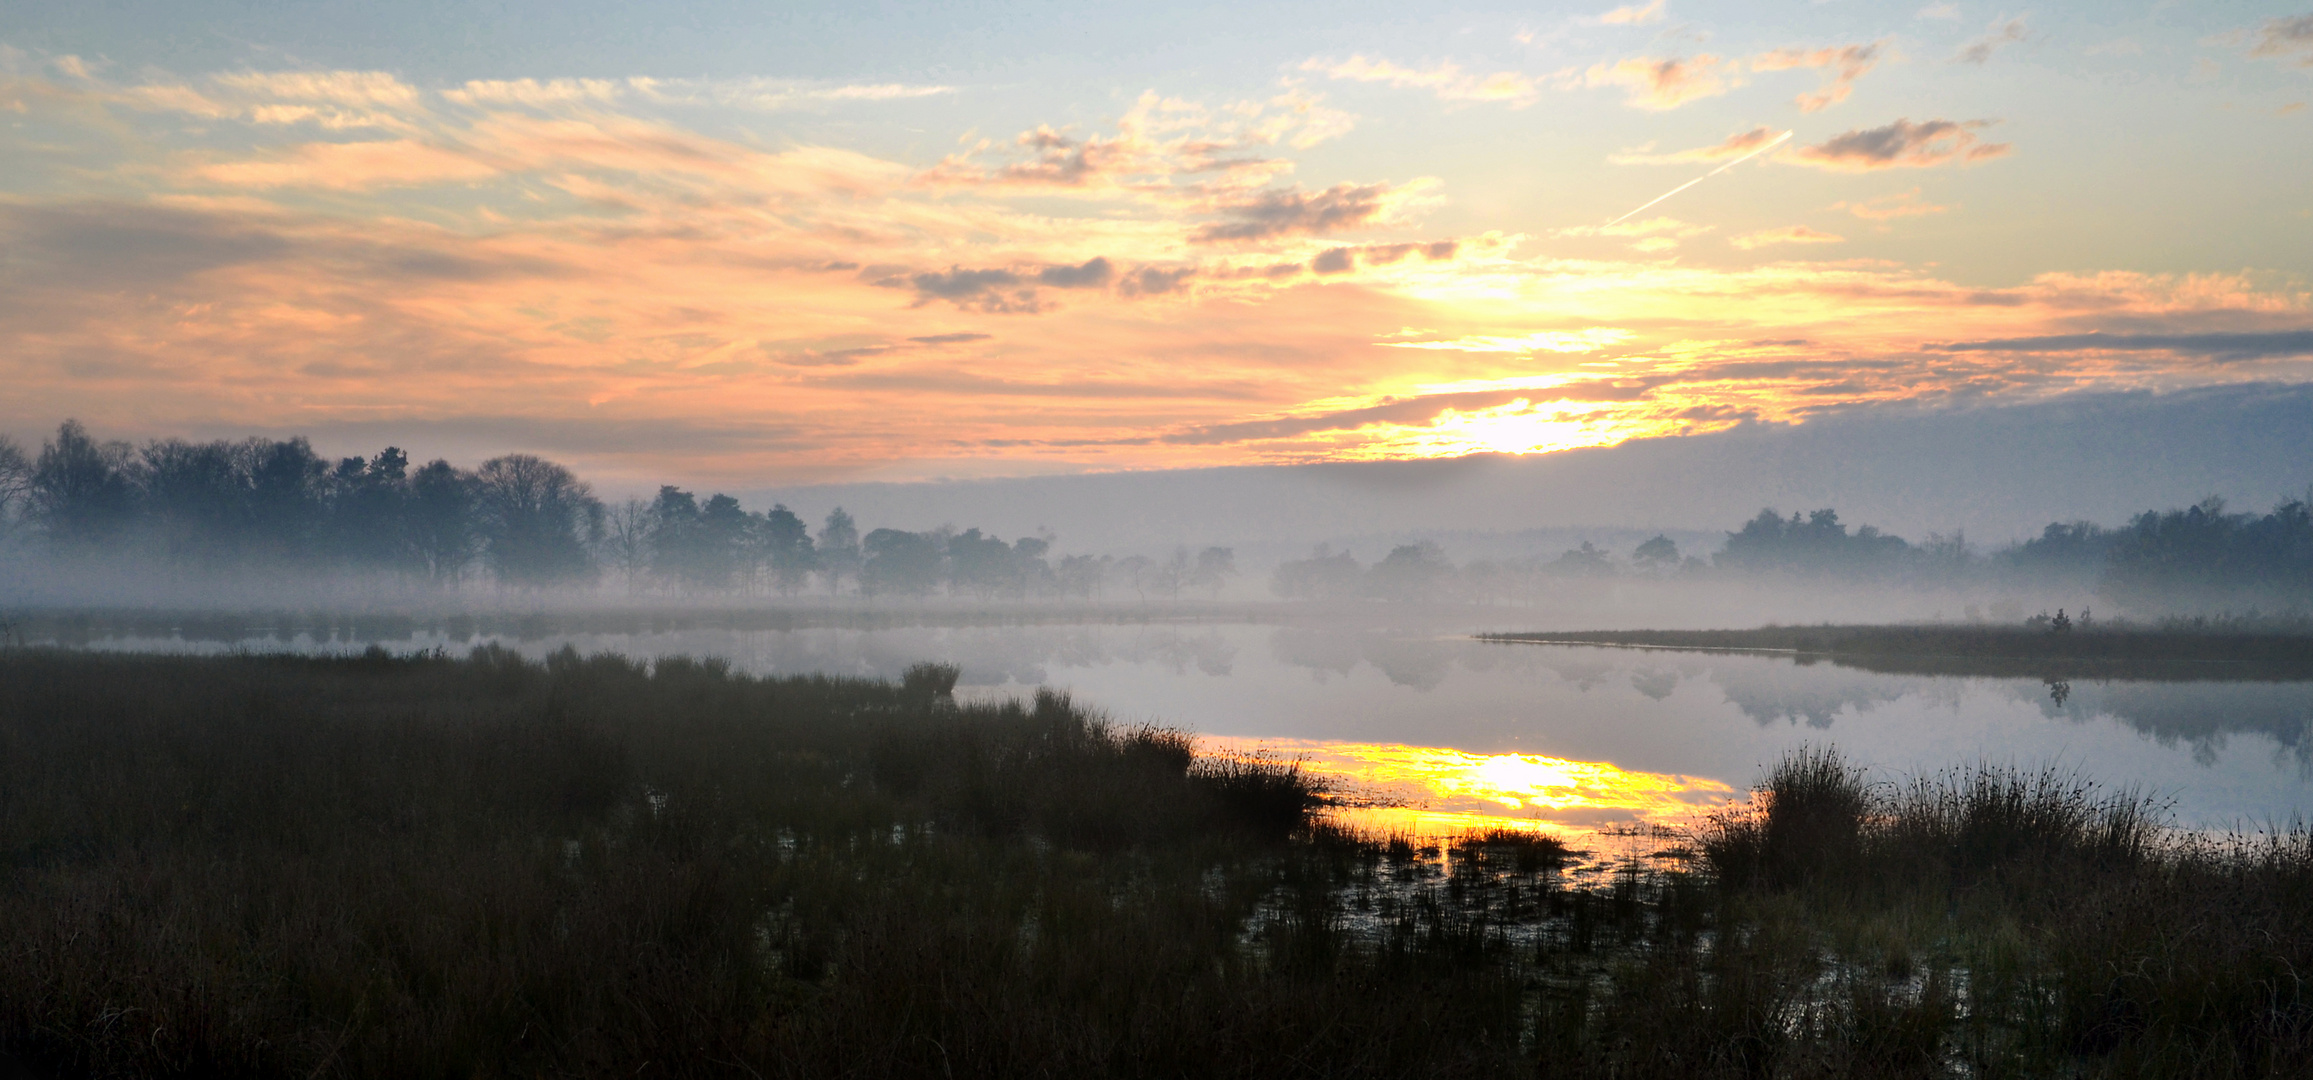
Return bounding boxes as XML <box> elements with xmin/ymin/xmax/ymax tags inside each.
<box><xmin>1482</xmin><ymin>622</ymin><xmax>2313</xmax><ymax>680</ymax></box>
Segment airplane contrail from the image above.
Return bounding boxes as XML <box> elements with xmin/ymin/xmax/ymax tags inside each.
<box><xmin>1607</xmin><ymin>129</ymin><xmax>1794</xmax><ymax>226</ymax></box>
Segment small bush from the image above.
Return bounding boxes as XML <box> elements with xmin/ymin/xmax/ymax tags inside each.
<box><xmin>899</xmin><ymin>660</ymin><xmax>961</xmax><ymax>698</ymax></box>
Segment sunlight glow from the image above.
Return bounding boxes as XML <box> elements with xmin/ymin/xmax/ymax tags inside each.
<box><xmin>1380</xmin><ymin>328</ymin><xmax>1634</xmax><ymax>354</ymax></box>
<box><xmin>1205</xmin><ymin>737</ymin><xmax>1737</xmax><ymax>840</ymax></box>
<box><xmin>1337</xmin><ymin>402</ymin><xmax>1698</xmax><ymax>459</ymax></box>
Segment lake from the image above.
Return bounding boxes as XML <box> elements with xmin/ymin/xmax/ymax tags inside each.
<box><xmin>35</xmin><ymin>612</ymin><xmax>2313</xmax><ymax>840</ymax></box>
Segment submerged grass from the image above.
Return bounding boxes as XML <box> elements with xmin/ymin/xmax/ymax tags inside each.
<box><xmin>0</xmin><ymin>649</ymin><xmax>2308</xmax><ymax>1077</ymax></box>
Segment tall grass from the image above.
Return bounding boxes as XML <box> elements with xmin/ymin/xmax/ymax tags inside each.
<box><xmin>0</xmin><ymin>647</ymin><xmax>1539</xmax><ymax>1078</ymax></box>
<box><xmin>1694</xmin><ymin>746</ymin><xmax>2313</xmax><ymax>1076</ymax></box>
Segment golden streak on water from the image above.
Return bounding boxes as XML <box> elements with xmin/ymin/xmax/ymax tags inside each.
<box><xmin>1203</xmin><ymin>737</ymin><xmax>1739</xmax><ymax>842</ymax></box>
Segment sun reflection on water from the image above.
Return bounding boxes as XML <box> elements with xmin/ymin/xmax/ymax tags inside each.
<box><xmin>1205</xmin><ymin>737</ymin><xmax>1738</xmax><ymax>842</ymax></box>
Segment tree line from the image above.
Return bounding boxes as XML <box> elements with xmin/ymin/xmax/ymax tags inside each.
<box><xmin>1272</xmin><ymin>499</ymin><xmax>2313</xmax><ymax>612</ymax></box>
<box><xmin>0</xmin><ymin>421</ymin><xmax>1235</xmax><ymax>600</ymax></box>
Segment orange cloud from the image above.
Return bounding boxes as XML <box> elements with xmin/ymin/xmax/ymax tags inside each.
<box><xmin>1303</xmin><ymin>55</ymin><xmax>1546</xmax><ymax>107</ymax></box>
<box><xmin>3</xmin><ymin>62</ymin><xmax>2309</xmax><ymax>484</ymax></box>
<box><xmin>1835</xmin><ymin>188</ymin><xmax>1952</xmax><ymax>220</ymax></box>
<box><xmin>1751</xmin><ymin>42</ymin><xmax>1884</xmax><ymax>111</ymax></box>
<box><xmin>190</xmin><ymin>139</ymin><xmax>499</xmax><ymax>189</ymax></box>
<box><xmin>1609</xmin><ymin>126</ymin><xmax>1778</xmax><ymax>164</ymax></box>
<box><xmin>1594</xmin><ymin>0</ymin><xmax>1666</xmax><ymax>26</ymax></box>
<box><xmin>1583</xmin><ymin>55</ymin><xmax>1731</xmax><ymax>110</ymax></box>
<box><xmin>1729</xmin><ymin>225</ymin><xmax>1845</xmax><ymax>249</ymax></box>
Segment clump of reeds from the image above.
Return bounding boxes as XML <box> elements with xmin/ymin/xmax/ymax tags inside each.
<box><xmin>1883</xmin><ymin>762</ymin><xmax>2165</xmax><ymax>879</ymax></box>
<box><xmin>1690</xmin><ymin>745</ymin><xmax>2313</xmax><ymax>1076</ymax></box>
<box><xmin>1189</xmin><ymin>750</ymin><xmax>1328</xmax><ymax>840</ymax></box>
<box><xmin>1695</xmin><ymin>744</ymin><xmax>1870</xmax><ymax>888</ymax></box>
<box><xmin>1699</xmin><ymin>745</ymin><xmax>2167</xmax><ymax>888</ymax></box>
<box><xmin>1451</xmin><ymin>827</ymin><xmax>1574</xmax><ymax>874</ymax></box>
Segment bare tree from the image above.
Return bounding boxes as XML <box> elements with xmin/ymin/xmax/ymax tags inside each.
<box><xmin>0</xmin><ymin>435</ymin><xmax>30</xmax><ymax>544</ymax></box>
<box><xmin>473</xmin><ymin>454</ymin><xmax>602</xmax><ymax>587</ymax></box>
<box><xmin>1157</xmin><ymin>546</ymin><xmax>1192</xmax><ymax>601</ymax></box>
<box><xmin>603</xmin><ymin>497</ymin><xmax>653</xmax><ymax>594</ymax></box>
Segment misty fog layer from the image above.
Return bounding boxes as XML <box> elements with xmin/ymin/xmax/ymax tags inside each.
<box><xmin>5</xmin><ymin>410</ymin><xmax>2311</xmax><ymax>619</ymax></box>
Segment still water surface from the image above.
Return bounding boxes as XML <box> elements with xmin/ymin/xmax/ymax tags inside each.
<box><xmin>61</xmin><ymin>617</ymin><xmax>2313</xmax><ymax>839</ymax></box>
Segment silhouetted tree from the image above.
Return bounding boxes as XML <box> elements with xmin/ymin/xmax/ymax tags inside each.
<box><xmin>1548</xmin><ymin>541</ymin><xmax>1615</xmax><ymax>578</ymax></box>
<box><xmin>647</xmin><ymin>487</ymin><xmax>705</xmax><ymax>588</ymax></box>
<box><xmin>647</xmin><ymin>487</ymin><xmax>753</xmax><ymax>591</ymax></box>
<box><xmin>139</xmin><ymin>438</ymin><xmax>256</xmax><ymax>566</ymax></box>
<box><xmin>1716</xmin><ymin>507</ymin><xmax>1908</xmax><ymax>575</ymax></box>
<box><xmin>602</xmin><ymin>498</ymin><xmax>653</xmax><ymax>593</ymax></box>
<box><xmin>2006</xmin><ymin>521</ymin><xmax>2110</xmax><ymax>585</ymax></box>
<box><xmin>1114</xmin><ymin>554</ymin><xmax>1155</xmax><ymax>602</ymax></box>
<box><xmin>1190</xmin><ymin>546</ymin><xmax>1236</xmax><ymax>599</ymax></box>
<box><xmin>32</xmin><ymin>421</ymin><xmax>137</xmax><ymax>548</ymax></box>
<box><xmin>474</xmin><ymin>454</ymin><xmax>600</xmax><ymax>587</ymax></box>
<box><xmin>1156</xmin><ymin>546</ymin><xmax>1193</xmax><ymax>600</ymax></box>
<box><xmin>817</xmin><ymin>508</ymin><xmax>861</xmax><ymax>595</ymax></box>
<box><xmin>1055</xmin><ymin>553</ymin><xmax>1111</xmax><ymax>599</ymax></box>
<box><xmin>1631</xmin><ymin>534</ymin><xmax>1679</xmax><ymax>573</ymax></box>
<box><xmin>246</xmin><ymin>438</ymin><xmax>328</xmax><ymax>560</ymax></box>
<box><xmin>0</xmin><ymin>436</ymin><xmax>29</xmax><ymax>546</ymax></box>
<box><xmin>1013</xmin><ymin>535</ymin><xmax>1054</xmax><ymax>596</ymax></box>
<box><xmin>327</xmin><ymin>447</ymin><xmax>412</xmax><ymax>572</ymax></box>
<box><xmin>861</xmin><ymin>528</ymin><xmax>942</xmax><ymax>597</ymax></box>
<box><xmin>406</xmin><ymin>460</ymin><xmax>479</xmax><ymax>584</ymax></box>
<box><xmin>2097</xmin><ymin>496</ymin><xmax>2313</xmax><ymax>611</ymax></box>
<box><xmin>1369</xmin><ymin>542</ymin><xmax>1452</xmax><ymax>600</ymax></box>
<box><xmin>698</xmin><ymin>493</ymin><xmax>750</xmax><ymax>589</ymax></box>
<box><xmin>759</xmin><ymin>503</ymin><xmax>816</xmax><ymax>595</ymax></box>
<box><xmin>947</xmin><ymin>528</ymin><xmax>1015</xmax><ymax>597</ymax></box>
<box><xmin>1272</xmin><ymin>545</ymin><xmax>1363</xmax><ymax>600</ymax></box>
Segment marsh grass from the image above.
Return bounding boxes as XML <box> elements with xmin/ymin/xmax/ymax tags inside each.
<box><xmin>1692</xmin><ymin>746</ymin><xmax>2313</xmax><ymax>1076</ymax></box>
<box><xmin>1</xmin><ymin>651</ymin><xmax>2308</xmax><ymax>1077</ymax></box>
<box><xmin>0</xmin><ymin>647</ymin><xmax>1539</xmax><ymax>1078</ymax></box>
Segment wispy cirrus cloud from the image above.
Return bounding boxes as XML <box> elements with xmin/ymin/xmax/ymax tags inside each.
<box><xmin>1729</xmin><ymin>225</ymin><xmax>1845</xmax><ymax>250</ymax></box>
<box><xmin>917</xmin><ymin>89</ymin><xmax>1351</xmax><ymax>195</ymax></box>
<box><xmin>1553</xmin><ymin>217</ymin><xmax>1711</xmax><ymax>253</ymax></box>
<box><xmin>190</xmin><ymin>139</ymin><xmax>500</xmax><ymax>189</ymax></box>
<box><xmin>2246</xmin><ymin>14</ymin><xmax>2313</xmax><ymax>68</ymax></box>
<box><xmin>1609</xmin><ymin>126</ymin><xmax>1780</xmax><ymax>164</ymax></box>
<box><xmin>1750</xmin><ymin>42</ymin><xmax>1885</xmax><ymax>111</ymax></box>
<box><xmin>1954</xmin><ymin>17</ymin><xmax>2030</xmax><ymax>64</ymax></box>
<box><xmin>1929</xmin><ymin>330</ymin><xmax>2313</xmax><ymax>361</ymax></box>
<box><xmin>1300</xmin><ymin>56</ymin><xmax>1547</xmax><ymax>107</ymax></box>
<box><xmin>1594</xmin><ymin>0</ymin><xmax>1667</xmax><ymax>26</ymax></box>
<box><xmin>1381</xmin><ymin>328</ymin><xmax>1634</xmax><ymax>353</ymax></box>
<box><xmin>1583</xmin><ymin>54</ymin><xmax>1731</xmax><ymax>109</ymax></box>
<box><xmin>1786</xmin><ymin>118</ymin><xmax>2011</xmax><ymax>170</ymax></box>
<box><xmin>1835</xmin><ymin>188</ymin><xmax>1953</xmax><ymax>220</ymax></box>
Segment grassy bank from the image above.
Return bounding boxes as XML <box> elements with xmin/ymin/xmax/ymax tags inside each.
<box><xmin>0</xmin><ymin>649</ymin><xmax>2308</xmax><ymax>1077</ymax></box>
<box><xmin>1484</xmin><ymin>623</ymin><xmax>2313</xmax><ymax>679</ymax></box>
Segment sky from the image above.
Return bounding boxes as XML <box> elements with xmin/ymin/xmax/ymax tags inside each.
<box><xmin>3</xmin><ymin>0</ymin><xmax>2310</xmax><ymax>488</ymax></box>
